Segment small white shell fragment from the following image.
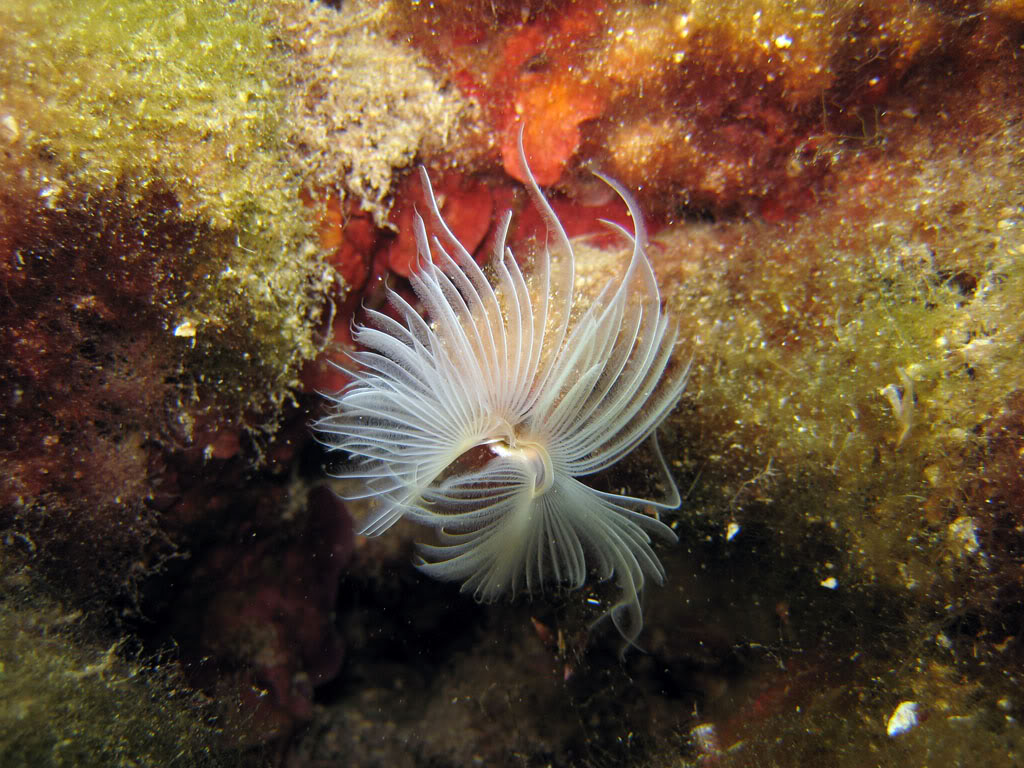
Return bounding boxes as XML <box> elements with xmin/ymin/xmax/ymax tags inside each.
<box><xmin>887</xmin><ymin>701</ymin><xmax>920</xmax><ymax>736</ymax></box>
<box><xmin>948</xmin><ymin>516</ymin><xmax>980</xmax><ymax>555</ymax></box>
<box><xmin>0</xmin><ymin>114</ymin><xmax>19</xmax><ymax>142</ymax></box>
<box><xmin>725</xmin><ymin>522</ymin><xmax>741</xmax><ymax>541</ymax></box>
<box><xmin>820</xmin><ymin>576</ymin><xmax>838</xmax><ymax>590</ymax></box>
<box><xmin>174</xmin><ymin>319</ymin><xmax>197</xmax><ymax>338</ymax></box>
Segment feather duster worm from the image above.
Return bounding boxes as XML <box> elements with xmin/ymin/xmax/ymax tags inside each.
<box><xmin>317</xmin><ymin>135</ymin><xmax>689</xmax><ymax>647</ymax></box>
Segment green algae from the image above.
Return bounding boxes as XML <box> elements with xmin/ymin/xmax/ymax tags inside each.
<box><xmin>0</xmin><ymin>549</ymin><xmax>261</xmax><ymax>768</ymax></box>
<box><xmin>0</xmin><ymin>0</ymin><xmax>296</xmax><ymax>232</ymax></box>
<box><xmin>0</xmin><ymin>0</ymin><xmax>330</xmax><ymax>421</ymax></box>
<box><xmin>662</xmin><ymin>110</ymin><xmax>1024</xmax><ymax>599</ymax></box>
<box><xmin>271</xmin><ymin>0</ymin><xmax>479</xmax><ymax>227</ymax></box>
<box><xmin>646</xmin><ymin>63</ymin><xmax>1024</xmax><ymax>767</ymax></box>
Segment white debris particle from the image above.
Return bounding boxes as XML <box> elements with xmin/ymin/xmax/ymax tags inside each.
<box><xmin>887</xmin><ymin>701</ymin><xmax>919</xmax><ymax>737</ymax></box>
<box><xmin>774</xmin><ymin>34</ymin><xmax>793</xmax><ymax>49</ymax></box>
<box><xmin>173</xmin><ymin>320</ymin><xmax>197</xmax><ymax>338</ymax></box>
<box><xmin>820</xmin><ymin>577</ymin><xmax>838</xmax><ymax>590</ymax></box>
<box><xmin>0</xmin><ymin>114</ymin><xmax>19</xmax><ymax>142</ymax></box>
<box><xmin>726</xmin><ymin>522</ymin><xmax>741</xmax><ymax>541</ymax></box>
<box><xmin>948</xmin><ymin>516</ymin><xmax>980</xmax><ymax>555</ymax></box>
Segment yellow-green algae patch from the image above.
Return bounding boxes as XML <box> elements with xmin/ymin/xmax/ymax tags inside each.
<box><xmin>661</xmin><ymin>109</ymin><xmax>1024</xmax><ymax>597</ymax></box>
<box><xmin>0</xmin><ymin>0</ymin><xmax>296</xmax><ymax>232</ymax></box>
<box><xmin>269</xmin><ymin>0</ymin><xmax>481</xmax><ymax>226</ymax></box>
<box><xmin>0</xmin><ymin>0</ymin><xmax>330</xmax><ymax>421</ymax></box>
<box><xmin>648</xmin><ymin>65</ymin><xmax>1024</xmax><ymax>764</ymax></box>
<box><xmin>0</xmin><ymin>549</ymin><xmax>256</xmax><ymax>768</ymax></box>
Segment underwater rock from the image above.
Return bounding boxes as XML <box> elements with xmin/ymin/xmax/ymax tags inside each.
<box><xmin>170</xmin><ymin>486</ymin><xmax>353</xmax><ymax>741</ymax></box>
